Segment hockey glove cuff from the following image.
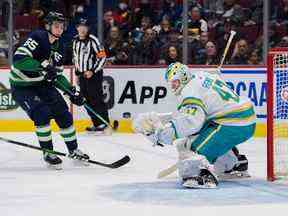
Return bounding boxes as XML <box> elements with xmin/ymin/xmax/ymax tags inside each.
<box><xmin>43</xmin><ymin>65</ymin><xmax>58</xmax><ymax>83</ymax></box>
<box><xmin>146</xmin><ymin>123</ymin><xmax>175</xmax><ymax>147</ymax></box>
<box><xmin>69</xmin><ymin>87</ymin><xmax>86</xmax><ymax>106</ymax></box>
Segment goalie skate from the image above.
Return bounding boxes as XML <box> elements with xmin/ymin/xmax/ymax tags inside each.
<box><xmin>218</xmin><ymin>154</ymin><xmax>251</xmax><ymax>180</ymax></box>
<box><xmin>182</xmin><ymin>169</ymin><xmax>219</xmax><ymax>189</ymax></box>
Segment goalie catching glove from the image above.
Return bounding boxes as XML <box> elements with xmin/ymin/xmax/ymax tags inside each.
<box><xmin>133</xmin><ymin>107</ymin><xmax>205</xmax><ymax>146</ymax></box>
<box><xmin>133</xmin><ymin>112</ymin><xmax>175</xmax><ymax>146</ymax></box>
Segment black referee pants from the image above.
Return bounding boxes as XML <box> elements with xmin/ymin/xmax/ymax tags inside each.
<box><xmin>78</xmin><ymin>70</ymin><xmax>109</xmax><ymax>127</ymax></box>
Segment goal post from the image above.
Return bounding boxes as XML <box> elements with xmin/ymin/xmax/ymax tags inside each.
<box><xmin>267</xmin><ymin>48</ymin><xmax>288</xmax><ymax>181</ymax></box>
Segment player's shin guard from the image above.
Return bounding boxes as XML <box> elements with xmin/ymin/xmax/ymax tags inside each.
<box><xmin>59</xmin><ymin>125</ymin><xmax>78</xmax><ymax>153</ymax></box>
<box><xmin>35</xmin><ymin>125</ymin><xmax>53</xmax><ymax>150</ymax></box>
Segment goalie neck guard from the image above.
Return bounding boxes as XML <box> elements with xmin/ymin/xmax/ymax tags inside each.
<box><xmin>165</xmin><ymin>62</ymin><xmax>191</xmax><ymax>95</ymax></box>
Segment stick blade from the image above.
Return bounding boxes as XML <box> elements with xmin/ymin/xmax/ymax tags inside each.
<box><xmin>109</xmin><ymin>155</ymin><xmax>131</xmax><ymax>168</ymax></box>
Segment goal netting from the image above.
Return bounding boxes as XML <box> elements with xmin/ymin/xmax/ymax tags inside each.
<box><xmin>267</xmin><ymin>48</ymin><xmax>288</xmax><ymax>181</ymax></box>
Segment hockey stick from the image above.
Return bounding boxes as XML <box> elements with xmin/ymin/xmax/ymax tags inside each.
<box><xmin>0</xmin><ymin>137</ymin><xmax>130</xmax><ymax>168</ymax></box>
<box><xmin>157</xmin><ymin>163</ymin><xmax>177</xmax><ymax>179</ymax></box>
<box><xmin>56</xmin><ymin>82</ymin><xmax>119</xmax><ymax>131</ymax></box>
<box><xmin>217</xmin><ymin>30</ymin><xmax>236</xmax><ymax>72</ymax></box>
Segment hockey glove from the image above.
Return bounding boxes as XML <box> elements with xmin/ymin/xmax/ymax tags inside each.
<box><xmin>43</xmin><ymin>65</ymin><xmax>58</xmax><ymax>82</ymax></box>
<box><xmin>142</xmin><ymin>123</ymin><xmax>175</xmax><ymax>147</ymax></box>
<box><xmin>153</xmin><ymin>123</ymin><xmax>175</xmax><ymax>146</ymax></box>
<box><xmin>69</xmin><ymin>87</ymin><xmax>86</xmax><ymax>106</ymax></box>
<box><xmin>133</xmin><ymin>112</ymin><xmax>164</xmax><ymax>135</ymax></box>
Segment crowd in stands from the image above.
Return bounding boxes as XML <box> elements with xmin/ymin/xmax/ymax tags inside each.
<box><xmin>0</xmin><ymin>0</ymin><xmax>288</xmax><ymax>67</ymax></box>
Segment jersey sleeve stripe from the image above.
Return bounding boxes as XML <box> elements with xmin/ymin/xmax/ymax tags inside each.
<box><xmin>210</xmin><ymin>102</ymin><xmax>255</xmax><ymax>120</ymax></box>
<box><xmin>16</xmin><ymin>47</ymin><xmax>33</xmax><ymax>57</ymax></box>
<box><xmin>178</xmin><ymin>97</ymin><xmax>207</xmax><ymax>114</ymax></box>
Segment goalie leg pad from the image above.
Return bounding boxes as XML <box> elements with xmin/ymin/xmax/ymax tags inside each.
<box><xmin>214</xmin><ymin>150</ymin><xmax>250</xmax><ymax>180</ymax></box>
<box><xmin>175</xmin><ymin>136</ymin><xmax>198</xmax><ymax>160</ymax></box>
<box><xmin>177</xmin><ymin>153</ymin><xmax>210</xmax><ymax>180</ymax></box>
<box><xmin>213</xmin><ymin>150</ymin><xmax>238</xmax><ymax>175</ymax></box>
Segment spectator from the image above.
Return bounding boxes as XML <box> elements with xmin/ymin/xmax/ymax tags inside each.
<box><xmin>132</xmin><ymin>0</ymin><xmax>156</xmax><ymax>28</ymax></box>
<box><xmin>269</xmin><ymin>23</ymin><xmax>282</xmax><ymax>48</ymax></box>
<box><xmin>187</xmin><ymin>6</ymin><xmax>208</xmax><ymax>37</ymax></box>
<box><xmin>205</xmin><ymin>41</ymin><xmax>219</xmax><ymax>65</ymax></box>
<box><xmin>103</xmin><ymin>10</ymin><xmax>118</xmax><ymax>38</ymax></box>
<box><xmin>276</xmin><ymin>0</ymin><xmax>288</xmax><ymax>24</ymax></box>
<box><xmin>202</xmin><ymin>0</ymin><xmax>224</xmax><ymax>28</ymax></box>
<box><xmin>247</xmin><ymin>49</ymin><xmax>261</xmax><ymax>65</ymax></box>
<box><xmin>113</xmin><ymin>0</ymin><xmax>132</xmax><ymax>35</ymax></box>
<box><xmin>131</xmin><ymin>16</ymin><xmax>152</xmax><ymax>44</ymax></box>
<box><xmin>30</xmin><ymin>1</ymin><xmax>45</xmax><ymax>19</ymax></box>
<box><xmin>277</xmin><ymin>36</ymin><xmax>288</xmax><ymax>47</ymax></box>
<box><xmin>159</xmin><ymin>45</ymin><xmax>182</xmax><ymax>65</ymax></box>
<box><xmin>203</xmin><ymin>0</ymin><xmax>224</xmax><ymax>15</ymax></box>
<box><xmin>20</xmin><ymin>0</ymin><xmax>32</xmax><ymax>15</ymax></box>
<box><xmin>222</xmin><ymin>0</ymin><xmax>245</xmax><ymax>24</ymax></box>
<box><xmin>244</xmin><ymin>0</ymin><xmax>263</xmax><ymax>26</ymax></box>
<box><xmin>196</xmin><ymin>41</ymin><xmax>219</xmax><ymax>65</ymax></box>
<box><xmin>159</xmin><ymin>0</ymin><xmax>182</xmax><ymax>25</ymax></box>
<box><xmin>0</xmin><ymin>31</ymin><xmax>8</xmax><ymax>66</ymax></box>
<box><xmin>230</xmin><ymin>39</ymin><xmax>249</xmax><ymax>65</ymax></box>
<box><xmin>190</xmin><ymin>31</ymin><xmax>209</xmax><ymax>64</ymax></box>
<box><xmin>105</xmin><ymin>26</ymin><xmax>129</xmax><ymax>65</ymax></box>
<box><xmin>39</xmin><ymin>0</ymin><xmax>64</xmax><ymax>16</ymax></box>
<box><xmin>128</xmin><ymin>28</ymin><xmax>158</xmax><ymax>65</ymax></box>
<box><xmin>1</xmin><ymin>0</ymin><xmax>9</xmax><ymax>29</ymax></box>
<box><xmin>160</xmin><ymin>29</ymin><xmax>182</xmax><ymax>59</ymax></box>
<box><xmin>215</xmin><ymin>17</ymin><xmax>241</xmax><ymax>63</ymax></box>
<box><xmin>156</xmin><ymin>18</ymin><xmax>172</xmax><ymax>48</ymax></box>
<box><xmin>140</xmin><ymin>16</ymin><xmax>152</xmax><ymax>30</ymax></box>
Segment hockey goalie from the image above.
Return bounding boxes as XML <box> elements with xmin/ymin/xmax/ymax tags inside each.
<box><xmin>133</xmin><ymin>62</ymin><xmax>256</xmax><ymax>189</ymax></box>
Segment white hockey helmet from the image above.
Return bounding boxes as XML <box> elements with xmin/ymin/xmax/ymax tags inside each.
<box><xmin>165</xmin><ymin>62</ymin><xmax>191</xmax><ymax>95</ymax></box>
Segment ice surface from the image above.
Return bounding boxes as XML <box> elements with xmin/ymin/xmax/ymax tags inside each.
<box><xmin>0</xmin><ymin>132</ymin><xmax>288</xmax><ymax>216</ymax></box>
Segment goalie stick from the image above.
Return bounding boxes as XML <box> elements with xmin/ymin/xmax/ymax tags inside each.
<box><xmin>0</xmin><ymin>137</ymin><xmax>130</xmax><ymax>169</ymax></box>
<box><xmin>218</xmin><ymin>30</ymin><xmax>236</xmax><ymax>71</ymax></box>
<box><xmin>157</xmin><ymin>163</ymin><xmax>177</xmax><ymax>179</ymax></box>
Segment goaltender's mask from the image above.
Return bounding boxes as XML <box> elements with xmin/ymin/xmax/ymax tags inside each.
<box><xmin>165</xmin><ymin>62</ymin><xmax>191</xmax><ymax>95</ymax></box>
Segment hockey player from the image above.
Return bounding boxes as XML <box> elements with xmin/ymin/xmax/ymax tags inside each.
<box><xmin>133</xmin><ymin>62</ymin><xmax>255</xmax><ymax>188</ymax></box>
<box><xmin>10</xmin><ymin>12</ymin><xmax>89</xmax><ymax>169</ymax></box>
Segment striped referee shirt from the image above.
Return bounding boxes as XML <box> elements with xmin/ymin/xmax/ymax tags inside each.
<box><xmin>72</xmin><ymin>34</ymin><xmax>106</xmax><ymax>74</ymax></box>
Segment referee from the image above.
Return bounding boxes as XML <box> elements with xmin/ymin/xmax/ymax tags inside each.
<box><xmin>73</xmin><ymin>18</ymin><xmax>110</xmax><ymax>134</ymax></box>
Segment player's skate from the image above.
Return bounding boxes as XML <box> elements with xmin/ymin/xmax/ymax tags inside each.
<box><xmin>43</xmin><ymin>152</ymin><xmax>62</xmax><ymax>170</ymax></box>
<box><xmin>68</xmin><ymin>149</ymin><xmax>90</xmax><ymax>166</ymax></box>
<box><xmin>86</xmin><ymin>124</ymin><xmax>112</xmax><ymax>136</ymax></box>
<box><xmin>182</xmin><ymin>169</ymin><xmax>219</xmax><ymax>189</ymax></box>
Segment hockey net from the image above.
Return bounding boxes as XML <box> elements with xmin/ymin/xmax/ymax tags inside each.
<box><xmin>267</xmin><ymin>48</ymin><xmax>288</xmax><ymax>181</ymax></box>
